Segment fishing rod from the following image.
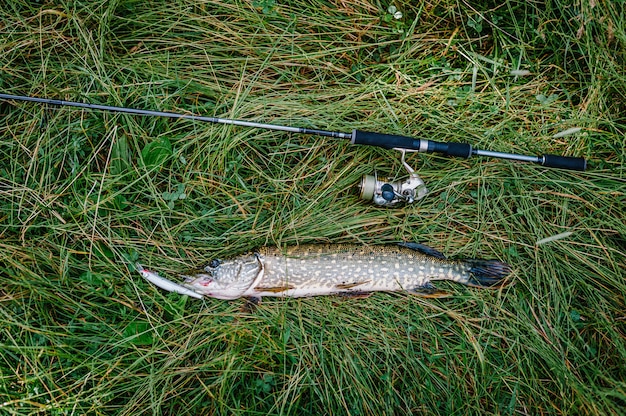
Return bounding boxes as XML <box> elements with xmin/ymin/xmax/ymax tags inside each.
<box><xmin>0</xmin><ymin>92</ymin><xmax>587</xmax><ymax>207</ymax></box>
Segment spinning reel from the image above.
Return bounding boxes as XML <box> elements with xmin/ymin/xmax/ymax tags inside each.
<box><xmin>358</xmin><ymin>150</ymin><xmax>428</xmax><ymax>207</ymax></box>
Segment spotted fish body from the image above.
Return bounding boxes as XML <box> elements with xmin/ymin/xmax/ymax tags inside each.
<box><xmin>181</xmin><ymin>243</ymin><xmax>511</xmax><ymax>300</ymax></box>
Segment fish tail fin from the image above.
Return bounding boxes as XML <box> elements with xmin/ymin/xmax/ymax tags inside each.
<box><xmin>464</xmin><ymin>259</ymin><xmax>512</xmax><ymax>288</ymax></box>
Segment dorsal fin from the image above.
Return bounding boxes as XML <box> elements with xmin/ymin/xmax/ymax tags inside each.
<box><xmin>397</xmin><ymin>242</ymin><xmax>447</xmax><ymax>259</ymax></box>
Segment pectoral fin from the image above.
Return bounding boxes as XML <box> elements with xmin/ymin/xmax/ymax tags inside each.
<box><xmin>240</xmin><ymin>296</ymin><xmax>261</xmax><ymax>313</ymax></box>
<box><xmin>408</xmin><ymin>282</ymin><xmax>450</xmax><ymax>298</ymax></box>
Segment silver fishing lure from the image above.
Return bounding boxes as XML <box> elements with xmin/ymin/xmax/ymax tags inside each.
<box><xmin>136</xmin><ymin>263</ymin><xmax>204</xmax><ymax>299</ymax></box>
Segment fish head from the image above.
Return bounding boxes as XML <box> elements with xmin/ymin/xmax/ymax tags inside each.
<box><xmin>181</xmin><ymin>254</ymin><xmax>260</xmax><ymax>299</ymax></box>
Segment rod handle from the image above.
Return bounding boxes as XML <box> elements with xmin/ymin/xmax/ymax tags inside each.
<box><xmin>351</xmin><ymin>130</ymin><xmax>588</xmax><ymax>171</ymax></box>
<box><xmin>351</xmin><ymin>130</ymin><xmax>472</xmax><ymax>157</ymax></box>
<box><xmin>351</xmin><ymin>129</ymin><xmax>422</xmax><ymax>150</ymax></box>
<box><xmin>541</xmin><ymin>154</ymin><xmax>587</xmax><ymax>171</ymax></box>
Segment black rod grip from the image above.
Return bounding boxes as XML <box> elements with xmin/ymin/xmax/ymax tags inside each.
<box><xmin>351</xmin><ymin>129</ymin><xmax>422</xmax><ymax>150</ymax></box>
<box><xmin>541</xmin><ymin>154</ymin><xmax>587</xmax><ymax>171</ymax></box>
<box><xmin>427</xmin><ymin>140</ymin><xmax>473</xmax><ymax>158</ymax></box>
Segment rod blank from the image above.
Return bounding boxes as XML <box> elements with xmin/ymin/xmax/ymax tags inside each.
<box><xmin>0</xmin><ymin>93</ymin><xmax>351</xmax><ymax>139</ymax></box>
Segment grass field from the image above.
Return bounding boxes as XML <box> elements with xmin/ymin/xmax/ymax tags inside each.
<box><xmin>1</xmin><ymin>0</ymin><xmax>625</xmax><ymax>414</ymax></box>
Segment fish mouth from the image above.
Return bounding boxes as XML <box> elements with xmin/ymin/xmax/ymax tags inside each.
<box><xmin>180</xmin><ymin>275</ymin><xmax>196</xmax><ymax>283</ymax></box>
<box><xmin>180</xmin><ymin>280</ymin><xmax>201</xmax><ymax>294</ymax></box>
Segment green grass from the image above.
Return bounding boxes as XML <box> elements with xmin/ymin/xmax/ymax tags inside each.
<box><xmin>1</xmin><ymin>0</ymin><xmax>625</xmax><ymax>414</ymax></box>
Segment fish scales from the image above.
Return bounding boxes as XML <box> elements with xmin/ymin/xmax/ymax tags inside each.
<box><xmin>255</xmin><ymin>245</ymin><xmax>465</xmax><ymax>295</ymax></box>
<box><xmin>180</xmin><ymin>243</ymin><xmax>512</xmax><ymax>300</ymax></box>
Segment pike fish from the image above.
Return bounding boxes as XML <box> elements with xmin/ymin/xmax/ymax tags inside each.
<box><xmin>179</xmin><ymin>243</ymin><xmax>512</xmax><ymax>300</ymax></box>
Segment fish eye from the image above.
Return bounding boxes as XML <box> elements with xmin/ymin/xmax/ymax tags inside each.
<box><xmin>208</xmin><ymin>259</ymin><xmax>221</xmax><ymax>269</ymax></box>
